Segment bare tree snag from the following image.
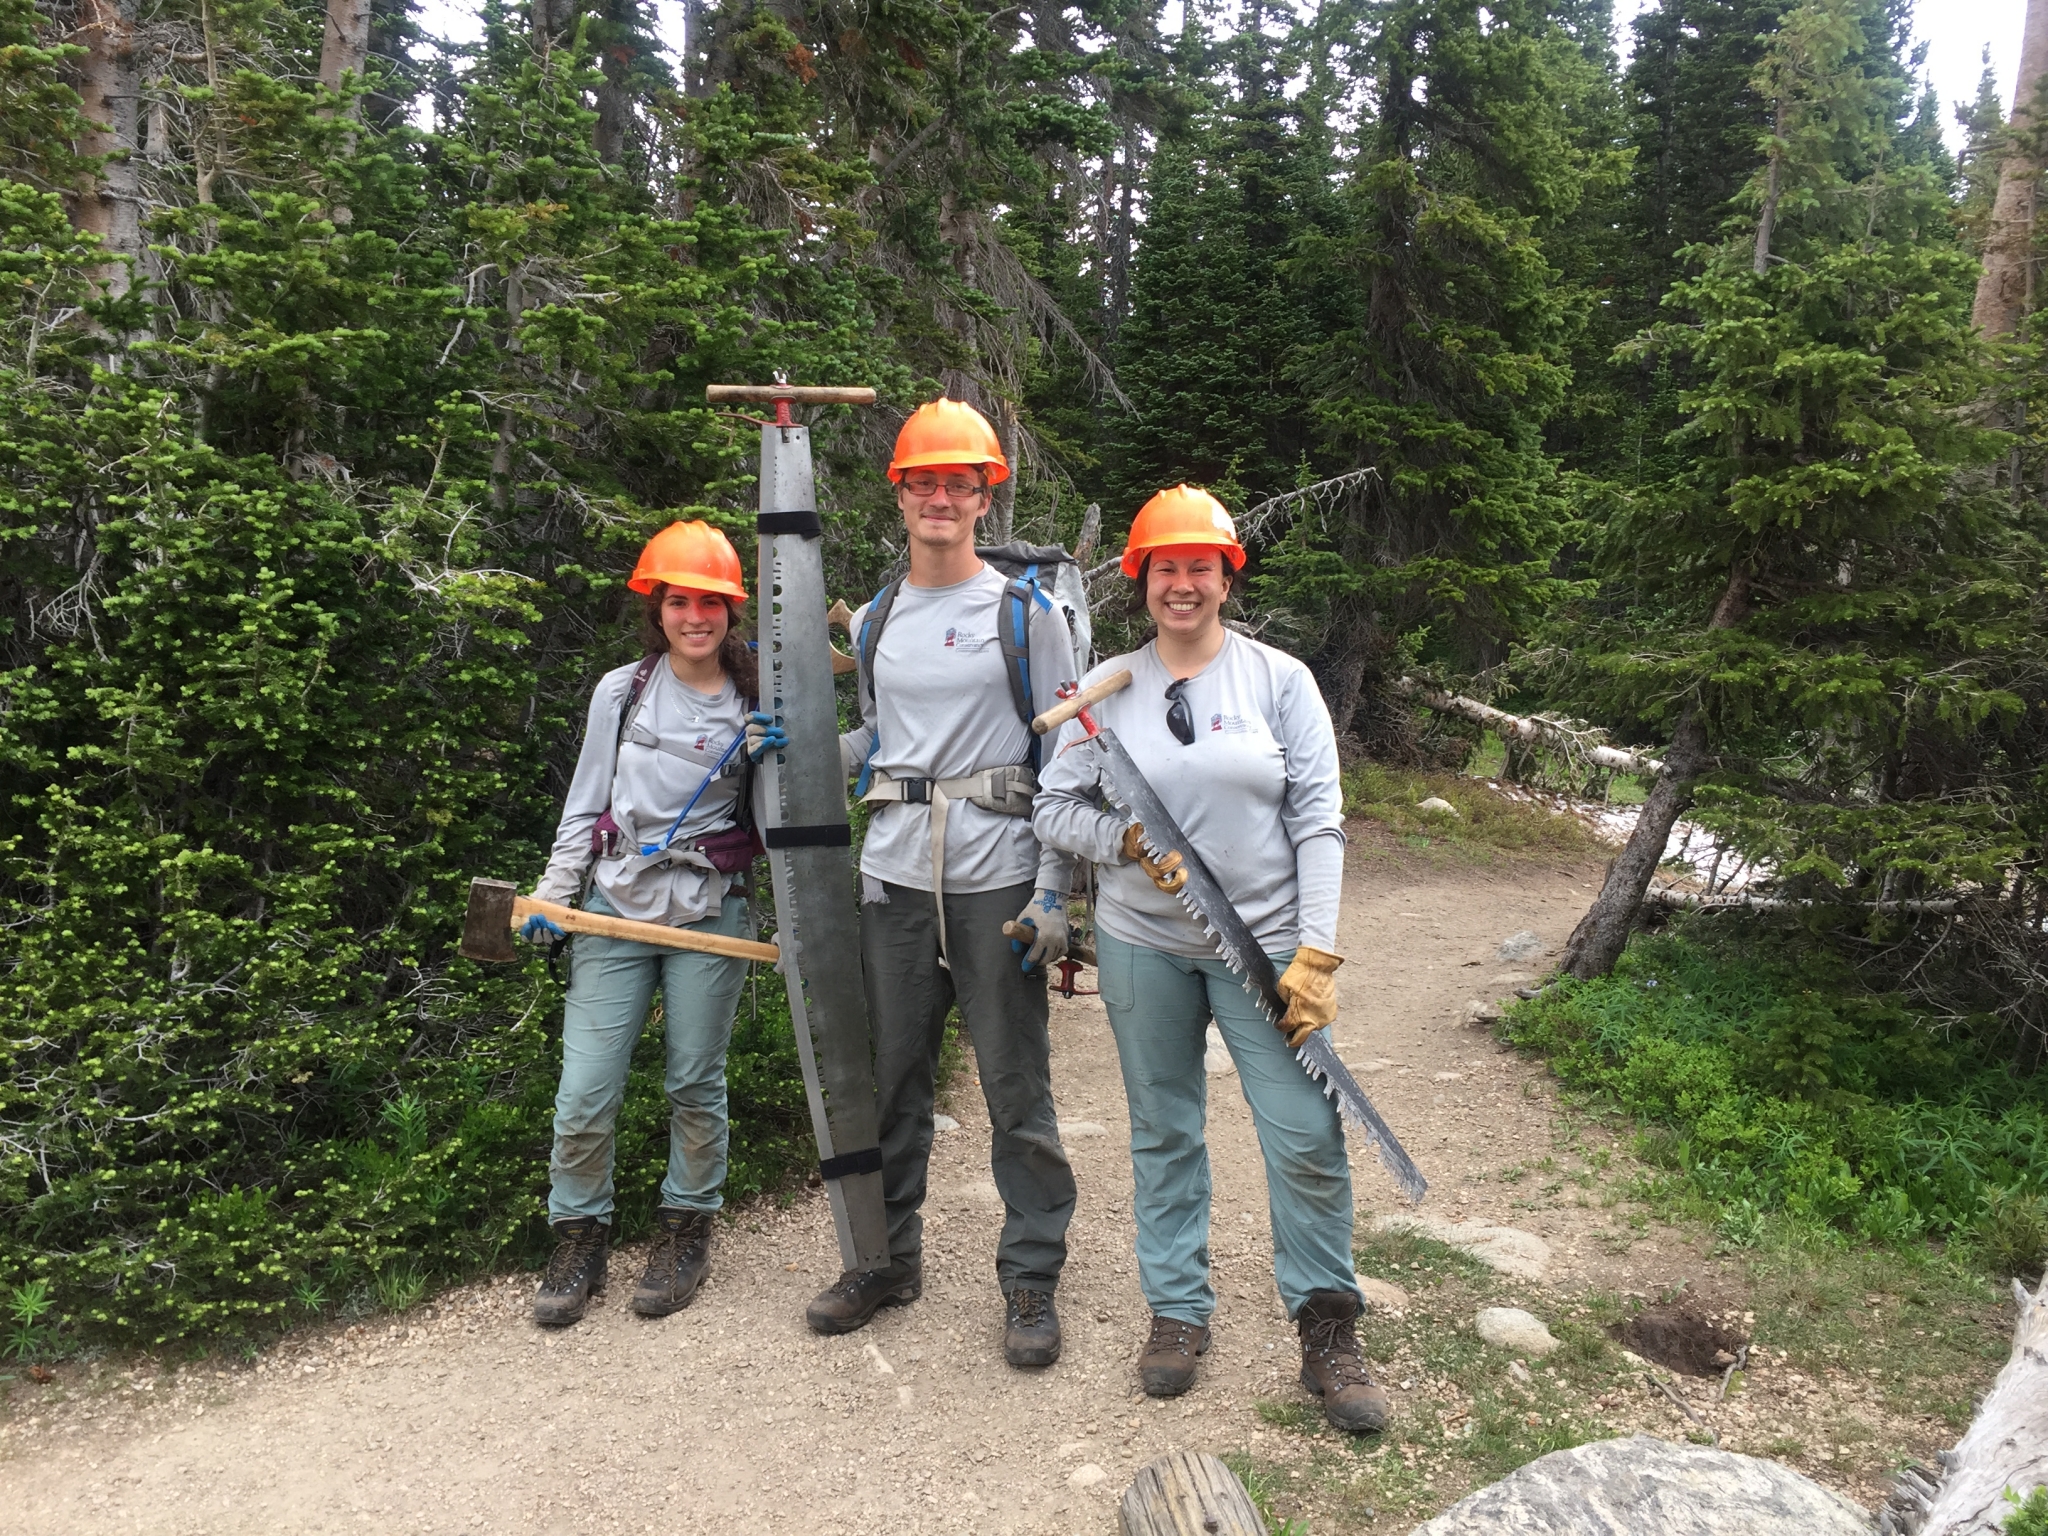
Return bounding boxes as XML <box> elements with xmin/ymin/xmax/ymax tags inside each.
<box><xmin>1393</xmin><ymin>678</ymin><xmax>1666</xmax><ymax>778</ymax></box>
<box><xmin>318</xmin><ymin>0</ymin><xmax>374</xmax><ymax>97</ymax></box>
<box><xmin>1644</xmin><ymin>887</ymin><xmax>1964</xmax><ymax>914</ymax></box>
<box><xmin>1880</xmin><ymin>1272</ymin><xmax>2047</xmax><ymax>1535</ymax></box>
<box><xmin>1560</xmin><ymin>562</ymin><xmax>1750</xmax><ymax>980</ymax></box>
<box><xmin>72</xmin><ymin>0</ymin><xmax>142</xmax><ymax>299</ymax></box>
<box><xmin>1973</xmin><ymin>0</ymin><xmax>2048</xmax><ymax>336</ymax></box>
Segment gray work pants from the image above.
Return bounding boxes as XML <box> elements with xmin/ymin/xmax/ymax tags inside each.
<box><xmin>862</xmin><ymin>878</ymin><xmax>1074</xmax><ymax>1293</ymax></box>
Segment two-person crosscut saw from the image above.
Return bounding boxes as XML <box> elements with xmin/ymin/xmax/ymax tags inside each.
<box><xmin>1034</xmin><ymin>674</ymin><xmax>1430</xmax><ymax>1204</ymax></box>
<box><xmin>706</xmin><ymin>379</ymin><xmax>890</xmax><ymax>1273</ymax></box>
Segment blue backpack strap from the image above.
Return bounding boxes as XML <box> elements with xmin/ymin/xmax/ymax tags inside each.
<box><xmin>997</xmin><ymin>565</ymin><xmax>1052</xmax><ymax>770</ymax></box>
<box><xmin>853</xmin><ymin>579</ymin><xmax>901</xmax><ymax>796</ymax></box>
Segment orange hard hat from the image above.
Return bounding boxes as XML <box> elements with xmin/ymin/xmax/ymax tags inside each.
<box><xmin>1120</xmin><ymin>485</ymin><xmax>1247</xmax><ymax>577</ymax></box>
<box><xmin>628</xmin><ymin>520</ymin><xmax>747</xmax><ymax>600</ymax></box>
<box><xmin>888</xmin><ymin>398</ymin><xmax>1011</xmax><ymax>485</ymax></box>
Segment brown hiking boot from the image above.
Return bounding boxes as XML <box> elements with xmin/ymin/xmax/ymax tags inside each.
<box><xmin>804</xmin><ymin>1263</ymin><xmax>921</xmax><ymax>1335</ymax></box>
<box><xmin>632</xmin><ymin>1207</ymin><xmax>713</xmax><ymax>1317</ymax></box>
<box><xmin>1296</xmin><ymin>1288</ymin><xmax>1389</xmax><ymax>1432</ymax></box>
<box><xmin>1003</xmin><ymin>1289</ymin><xmax>1061</xmax><ymax>1368</ymax></box>
<box><xmin>1137</xmin><ymin>1315</ymin><xmax>1211</xmax><ymax>1397</ymax></box>
<box><xmin>533</xmin><ymin>1216</ymin><xmax>608</xmax><ymax>1328</ymax></box>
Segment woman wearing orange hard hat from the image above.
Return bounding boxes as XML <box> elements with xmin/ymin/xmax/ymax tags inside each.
<box><xmin>1033</xmin><ymin>487</ymin><xmax>1382</xmax><ymax>1431</ymax></box>
<box><xmin>523</xmin><ymin>519</ymin><xmax>776</xmax><ymax>1329</ymax></box>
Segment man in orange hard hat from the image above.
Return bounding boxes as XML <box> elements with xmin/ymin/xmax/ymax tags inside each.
<box><xmin>796</xmin><ymin>398</ymin><xmax>1080</xmax><ymax>1369</ymax></box>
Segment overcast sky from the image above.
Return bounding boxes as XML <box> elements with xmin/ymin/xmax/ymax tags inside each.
<box><xmin>415</xmin><ymin>0</ymin><xmax>2027</xmax><ymax>152</ymax></box>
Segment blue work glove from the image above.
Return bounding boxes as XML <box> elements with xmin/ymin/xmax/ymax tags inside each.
<box><xmin>520</xmin><ymin>912</ymin><xmax>565</xmax><ymax>946</ymax></box>
<box><xmin>745</xmin><ymin>711</ymin><xmax>788</xmax><ymax>763</ymax></box>
<box><xmin>1011</xmin><ymin>889</ymin><xmax>1071</xmax><ymax>972</ymax></box>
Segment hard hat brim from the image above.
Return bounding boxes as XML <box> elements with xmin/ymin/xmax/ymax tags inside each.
<box><xmin>887</xmin><ymin>453</ymin><xmax>1012</xmax><ymax>486</ymax></box>
<box><xmin>1120</xmin><ymin>538</ymin><xmax>1248</xmax><ymax>578</ymax></box>
<box><xmin>628</xmin><ymin>572</ymin><xmax>749</xmax><ymax>601</ymax></box>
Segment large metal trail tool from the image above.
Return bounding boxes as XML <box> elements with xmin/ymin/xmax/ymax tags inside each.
<box><xmin>707</xmin><ymin>379</ymin><xmax>889</xmax><ymax>1273</ymax></box>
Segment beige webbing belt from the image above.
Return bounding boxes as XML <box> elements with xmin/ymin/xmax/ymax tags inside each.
<box><xmin>862</xmin><ymin>766</ymin><xmax>1036</xmax><ymax>964</ymax></box>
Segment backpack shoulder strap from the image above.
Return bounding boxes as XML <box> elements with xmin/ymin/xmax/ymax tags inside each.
<box><xmin>615</xmin><ymin>652</ymin><xmax>665</xmax><ymax>748</ymax></box>
<box><xmin>997</xmin><ymin>565</ymin><xmax>1054</xmax><ymax>769</ymax></box>
<box><xmin>856</xmin><ymin>578</ymin><xmax>903</xmax><ymax>685</ymax></box>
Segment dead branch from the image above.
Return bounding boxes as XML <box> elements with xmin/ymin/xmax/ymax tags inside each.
<box><xmin>1395</xmin><ymin>677</ymin><xmax>1666</xmax><ymax>778</ymax></box>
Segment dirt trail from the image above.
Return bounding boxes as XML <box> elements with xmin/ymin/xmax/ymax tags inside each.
<box><xmin>0</xmin><ymin>841</ymin><xmax>1746</xmax><ymax>1534</ymax></box>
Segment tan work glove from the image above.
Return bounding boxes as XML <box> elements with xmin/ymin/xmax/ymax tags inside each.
<box><xmin>1120</xmin><ymin>822</ymin><xmax>1187</xmax><ymax>895</ymax></box>
<box><xmin>1275</xmin><ymin>946</ymin><xmax>1343</xmax><ymax>1047</ymax></box>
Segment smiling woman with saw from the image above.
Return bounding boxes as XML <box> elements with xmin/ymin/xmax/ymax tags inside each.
<box><xmin>1032</xmin><ymin>485</ymin><xmax>1388</xmax><ymax>1432</ymax></box>
<box><xmin>519</xmin><ymin>520</ymin><xmax>781</xmax><ymax>1329</ymax></box>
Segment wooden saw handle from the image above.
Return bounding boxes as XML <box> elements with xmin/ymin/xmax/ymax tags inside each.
<box><xmin>516</xmin><ymin>894</ymin><xmax>780</xmax><ymax>964</ymax></box>
<box><xmin>705</xmin><ymin>384</ymin><xmax>877</xmax><ymax>405</ymax></box>
<box><xmin>1031</xmin><ymin>669</ymin><xmax>1133</xmax><ymax>736</ymax></box>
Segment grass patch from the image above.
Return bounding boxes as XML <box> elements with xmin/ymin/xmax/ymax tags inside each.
<box><xmin>1502</xmin><ymin>928</ymin><xmax>2048</xmax><ymax>1278</ymax></box>
<box><xmin>1343</xmin><ymin>763</ymin><xmax>1606</xmax><ymax>859</ymax></box>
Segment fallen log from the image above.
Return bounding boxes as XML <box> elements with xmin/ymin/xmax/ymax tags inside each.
<box><xmin>1644</xmin><ymin>887</ymin><xmax>1965</xmax><ymax>914</ymax></box>
<box><xmin>1880</xmin><ymin>1271</ymin><xmax>2047</xmax><ymax>1536</ymax></box>
<box><xmin>1119</xmin><ymin>1450</ymin><xmax>1264</xmax><ymax>1536</ymax></box>
<box><xmin>1393</xmin><ymin>678</ymin><xmax>1665</xmax><ymax>778</ymax></box>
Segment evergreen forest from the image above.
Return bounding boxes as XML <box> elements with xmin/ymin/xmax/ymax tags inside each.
<box><xmin>3</xmin><ymin>0</ymin><xmax>2047</xmax><ymax>1346</ymax></box>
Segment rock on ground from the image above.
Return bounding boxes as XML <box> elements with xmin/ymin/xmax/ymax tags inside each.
<box><xmin>1409</xmin><ymin>1434</ymin><xmax>1876</xmax><ymax>1535</ymax></box>
<box><xmin>1416</xmin><ymin>797</ymin><xmax>1461</xmax><ymax>818</ymax></box>
<box><xmin>1370</xmin><ymin>1214</ymin><xmax>1552</xmax><ymax>1281</ymax></box>
<box><xmin>1475</xmin><ymin>1306</ymin><xmax>1559</xmax><ymax>1357</ymax></box>
<box><xmin>1497</xmin><ymin>930</ymin><xmax>1545</xmax><ymax>961</ymax></box>
<box><xmin>1355</xmin><ymin>1276</ymin><xmax>1410</xmax><ymax>1315</ymax></box>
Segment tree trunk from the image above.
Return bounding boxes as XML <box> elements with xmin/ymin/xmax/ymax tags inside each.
<box><xmin>988</xmin><ymin>399</ymin><xmax>1019</xmax><ymax>544</ymax></box>
<box><xmin>318</xmin><ymin>0</ymin><xmax>374</xmax><ymax>95</ymax></box>
<box><xmin>72</xmin><ymin>0</ymin><xmax>142</xmax><ymax>299</ymax></box>
<box><xmin>1752</xmin><ymin>98</ymin><xmax>1786</xmax><ymax>277</ymax></box>
<box><xmin>1560</xmin><ymin>563</ymin><xmax>1751</xmax><ymax>980</ymax></box>
<box><xmin>1879</xmin><ymin>1273</ymin><xmax>2048</xmax><ymax>1535</ymax></box>
<box><xmin>1973</xmin><ymin>0</ymin><xmax>2048</xmax><ymax>336</ymax></box>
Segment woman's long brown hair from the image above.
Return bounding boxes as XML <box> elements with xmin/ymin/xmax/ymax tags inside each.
<box><xmin>637</xmin><ymin>584</ymin><xmax>760</xmax><ymax>699</ymax></box>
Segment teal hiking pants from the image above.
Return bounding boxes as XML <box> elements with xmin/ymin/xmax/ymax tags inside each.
<box><xmin>1096</xmin><ymin>928</ymin><xmax>1362</xmax><ymax>1324</ymax></box>
<box><xmin>547</xmin><ymin>885</ymin><xmax>751</xmax><ymax>1225</ymax></box>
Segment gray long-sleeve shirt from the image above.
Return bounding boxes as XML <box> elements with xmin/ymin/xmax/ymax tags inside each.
<box><xmin>840</xmin><ymin>562</ymin><xmax>1079</xmax><ymax>895</ymax></box>
<box><xmin>1032</xmin><ymin>631</ymin><xmax>1346</xmax><ymax>958</ymax></box>
<box><xmin>533</xmin><ymin>660</ymin><xmax>750</xmax><ymax>925</ymax></box>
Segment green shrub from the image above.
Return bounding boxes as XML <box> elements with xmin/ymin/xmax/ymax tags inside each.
<box><xmin>1503</xmin><ymin>931</ymin><xmax>2048</xmax><ymax>1262</ymax></box>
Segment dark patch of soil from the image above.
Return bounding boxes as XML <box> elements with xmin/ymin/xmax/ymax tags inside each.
<box><xmin>1613</xmin><ymin>1305</ymin><xmax>1750</xmax><ymax>1377</ymax></box>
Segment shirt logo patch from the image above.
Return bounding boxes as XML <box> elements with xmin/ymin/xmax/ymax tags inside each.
<box><xmin>695</xmin><ymin>733</ymin><xmax>710</xmax><ymax>751</ymax></box>
<box><xmin>944</xmin><ymin>627</ymin><xmax>957</xmax><ymax>647</ymax></box>
<box><xmin>1211</xmin><ymin>713</ymin><xmax>1256</xmax><ymax>735</ymax></box>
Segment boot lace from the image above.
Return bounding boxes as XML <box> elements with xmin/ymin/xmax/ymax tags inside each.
<box><xmin>1145</xmin><ymin>1316</ymin><xmax>1203</xmax><ymax>1359</ymax></box>
<box><xmin>542</xmin><ymin>1227</ymin><xmax>605</xmax><ymax>1291</ymax></box>
<box><xmin>1304</xmin><ymin>1314</ymin><xmax>1375</xmax><ymax>1390</ymax></box>
<box><xmin>1009</xmin><ymin>1289</ymin><xmax>1052</xmax><ymax>1329</ymax></box>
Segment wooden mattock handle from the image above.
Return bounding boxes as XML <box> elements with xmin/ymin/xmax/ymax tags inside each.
<box><xmin>705</xmin><ymin>385</ymin><xmax>877</xmax><ymax>405</ymax></box>
<box><xmin>514</xmin><ymin>894</ymin><xmax>780</xmax><ymax>964</ymax></box>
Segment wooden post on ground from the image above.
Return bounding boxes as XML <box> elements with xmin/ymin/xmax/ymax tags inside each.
<box><xmin>1119</xmin><ymin>1450</ymin><xmax>1265</xmax><ymax>1536</ymax></box>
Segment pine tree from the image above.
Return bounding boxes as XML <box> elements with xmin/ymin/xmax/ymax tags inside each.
<box><xmin>1555</xmin><ymin>0</ymin><xmax>2021</xmax><ymax>979</ymax></box>
<box><xmin>1274</xmin><ymin>0</ymin><xmax>1596</xmax><ymax>745</ymax></box>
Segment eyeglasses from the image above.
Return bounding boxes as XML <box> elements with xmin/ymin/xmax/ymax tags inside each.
<box><xmin>1164</xmin><ymin>679</ymin><xmax>1194</xmax><ymax>745</ymax></box>
<box><xmin>902</xmin><ymin>474</ymin><xmax>988</xmax><ymax>499</ymax></box>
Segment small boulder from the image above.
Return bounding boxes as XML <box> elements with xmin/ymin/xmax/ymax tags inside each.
<box><xmin>1057</xmin><ymin>1120</ymin><xmax>1108</xmax><ymax>1138</ymax></box>
<box><xmin>1355</xmin><ymin>1275</ymin><xmax>1410</xmax><ymax>1315</ymax></box>
<box><xmin>1464</xmin><ymin>998</ymin><xmax>1504</xmax><ymax>1025</ymax></box>
<box><xmin>1371</xmin><ymin>1214</ymin><xmax>1553</xmax><ymax>1281</ymax></box>
<box><xmin>1498</xmin><ymin>930</ymin><xmax>1545</xmax><ymax>961</ymax></box>
<box><xmin>1068</xmin><ymin>1464</ymin><xmax>1109</xmax><ymax>1491</ymax></box>
<box><xmin>1204</xmin><ymin>1023</ymin><xmax>1236</xmax><ymax>1076</ymax></box>
<box><xmin>932</xmin><ymin>1113</ymin><xmax>960</xmax><ymax>1133</ymax></box>
<box><xmin>1416</xmin><ymin>797</ymin><xmax>1461</xmax><ymax>818</ymax></box>
<box><xmin>1409</xmin><ymin>1434</ymin><xmax>1876</xmax><ymax>1535</ymax></box>
<box><xmin>1476</xmin><ymin>1306</ymin><xmax>1561</xmax><ymax>1357</ymax></box>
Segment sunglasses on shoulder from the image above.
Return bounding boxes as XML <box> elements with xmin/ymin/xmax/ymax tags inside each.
<box><xmin>1165</xmin><ymin>679</ymin><xmax>1194</xmax><ymax>745</ymax></box>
